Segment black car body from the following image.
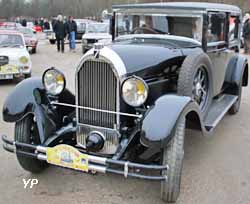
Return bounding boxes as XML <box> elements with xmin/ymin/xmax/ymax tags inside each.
<box><xmin>2</xmin><ymin>2</ymin><xmax>249</xmax><ymax>203</ymax></box>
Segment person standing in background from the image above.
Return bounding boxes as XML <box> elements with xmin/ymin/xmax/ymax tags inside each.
<box><xmin>22</xmin><ymin>18</ymin><xmax>27</xmax><ymax>27</ymax></box>
<box><xmin>34</xmin><ymin>19</ymin><xmax>38</xmax><ymax>26</ymax></box>
<box><xmin>40</xmin><ymin>18</ymin><xmax>44</xmax><ymax>31</ymax></box>
<box><xmin>44</xmin><ymin>19</ymin><xmax>50</xmax><ymax>30</ymax></box>
<box><xmin>54</xmin><ymin>15</ymin><xmax>67</xmax><ymax>53</ymax></box>
<box><xmin>243</xmin><ymin>13</ymin><xmax>250</xmax><ymax>54</ymax></box>
<box><xmin>66</xmin><ymin>16</ymin><xmax>77</xmax><ymax>52</ymax></box>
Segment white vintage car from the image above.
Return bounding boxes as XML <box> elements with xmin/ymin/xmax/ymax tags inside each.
<box><xmin>81</xmin><ymin>22</ymin><xmax>112</xmax><ymax>53</ymax></box>
<box><xmin>0</xmin><ymin>30</ymin><xmax>32</xmax><ymax>80</ymax></box>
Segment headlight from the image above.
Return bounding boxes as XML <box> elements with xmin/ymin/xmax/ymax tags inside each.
<box><xmin>19</xmin><ymin>56</ymin><xmax>28</xmax><ymax>64</ymax></box>
<box><xmin>82</xmin><ymin>39</ymin><xmax>87</xmax><ymax>44</ymax></box>
<box><xmin>122</xmin><ymin>76</ymin><xmax>148</xmax><ymax>107</ymax></box>
<box><xmin>42</xmin><ymin>68</ymin><xmax>66</xmax><ymax>95</ymax></box>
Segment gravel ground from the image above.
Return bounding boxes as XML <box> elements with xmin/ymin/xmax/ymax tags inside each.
<box><xmin>0</xmin><ymin>34</ymin><xmax>250</xmax><ymax>204</ymax></box>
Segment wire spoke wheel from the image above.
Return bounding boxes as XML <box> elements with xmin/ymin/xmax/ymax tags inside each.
<box><xmin>192</xmin><ymin>66</ymin><xmax>209</xmax><ymax>112</ymax></box>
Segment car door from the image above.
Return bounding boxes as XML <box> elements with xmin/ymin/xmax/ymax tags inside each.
<box><xmin>206</xmin><ymin>11</ymin><xmax>235</xmax><ymax>96</ymax></box>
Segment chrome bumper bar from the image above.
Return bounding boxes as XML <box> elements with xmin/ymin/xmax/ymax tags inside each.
<box><xmin>2</xmin><ymin>135</ymin><xmax>168</xmax><ymax>181</ymax></box>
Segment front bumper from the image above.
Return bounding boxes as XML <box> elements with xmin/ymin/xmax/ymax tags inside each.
<box><xmin>2</xmin><ymin>135</ymin><xmax>168</xmax><ymax>181</ymax></box>
<box><xmin>0</xmin><ymin>68</ymin><xmax>31</xmax><ymax>79</ymax></box>
<box><xmin>26</xmin><ymin>44</ymin><xmax>37</xmax><ymax>49</ymax></box>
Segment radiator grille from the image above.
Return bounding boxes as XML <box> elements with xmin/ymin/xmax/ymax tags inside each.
<box><xmin>77</xmin><ymin>126</ymin><xmax>120</xmax><ymax>154</ymax></box>
<box><xmin>0</xmin><ymin>56</ymin><xmax>8</xmax><ymax>66</ymax></box>
<box><xmin>77</xmin><ymin>59</ymin><xmax>118</xmax><ymax>129</ymax></box>
<box><xmin>87</xmin><ymin>39</ymin><xmax>98</xmax><ymax>44</ymax></box>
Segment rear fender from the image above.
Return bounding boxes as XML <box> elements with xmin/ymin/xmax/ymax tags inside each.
<box><xmin>140</xmin><ymin>95</ymin><xmax>202</xmax><ymax>149</ymax></box>
<box><xmin>225</xmin><ymin>55</ymin><xmax>248</xmax><ymax>94</ymax></box>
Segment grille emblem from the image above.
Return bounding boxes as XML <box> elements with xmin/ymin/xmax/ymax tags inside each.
<box><xmin>93</xmin><ymin>43</ymin><xmax>104</xmax><ymax>58</ymax></box>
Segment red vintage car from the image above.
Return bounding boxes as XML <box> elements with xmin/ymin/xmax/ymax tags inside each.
<box><xmin>18</xmin><ymin>27</ymin><xmax>38</xmax><ymax>53</ymax></box>
<box><xmin>27</xmin><ymin>22</ymin><xmax>42</xmax><ymax>33</ymax></box>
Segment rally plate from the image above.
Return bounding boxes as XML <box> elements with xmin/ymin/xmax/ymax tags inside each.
<box><xmin>46</xmin><ymin>145</ymin><xmax>89</xmax><ymax>172</ymax></box>
<box><xmin>0</xmin><ymin>64</ymin><xmax>18</xmax><ymax>74</ymax></box>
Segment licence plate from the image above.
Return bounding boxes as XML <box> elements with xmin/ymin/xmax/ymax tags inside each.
<box><xmin>46</xmin><ymin>145</ymin><xmax>89</xmax><ymax>172</ymax></box>
<box><xmin>0</xmin><ymin>74</ymin><xmax>13</xmax><ymax>80</ymax></box>
<box><xmin>0</xmin><ymin>64</ymin><xmax>18</xmax><ymax>74</ymax></box>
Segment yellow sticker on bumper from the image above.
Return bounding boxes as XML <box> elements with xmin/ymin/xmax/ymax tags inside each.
<box><xmin>0</xmin><ymin>64</ymin><xmax>18</xmax><ymax>74</ymax></box>
<box><xmin>47</xmin><ymin>145</ymin><xmax>89</xmax><ymax>172</ymax></box>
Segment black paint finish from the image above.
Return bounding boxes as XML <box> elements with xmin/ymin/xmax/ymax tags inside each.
<box><xmin>2</xmin><ymin>77</ymin><xmax>75</xmax><ymax>143</ymax></box>
<box><xmin>3</xmin><ymin>77</ymin><xmax>44</xmax><ymax>122</ymax></box>
<box><xmin>109</xmin><ymin>44</ymin><xmax>183</xmax><ymax>75</ymax></box>
<box><xmin>2</xmin><ymin>78</ymin><xmax>56</xmax><ymax>142</ymax></box>
<box><xmin>140</xmin><ymin>95</ymin><xmax>191</xmax><ymax>148</ymax></box>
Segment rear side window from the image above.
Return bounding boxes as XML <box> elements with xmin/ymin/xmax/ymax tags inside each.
<box><xmin>229</xmin><ymin>16</ymin><xmax>239</xmax><ymax>42</ymax></box>
<box><xmin>207</xmin><ymin>12</ymin><xmax>226</xmax><ymax>43</ymax></box>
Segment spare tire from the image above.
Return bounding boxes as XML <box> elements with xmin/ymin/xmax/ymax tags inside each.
<box><xmin>177</xmin><ymin>52</ymin><xmax>213</xmax><ymax>116</ymax></box>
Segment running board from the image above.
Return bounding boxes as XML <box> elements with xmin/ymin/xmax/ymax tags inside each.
<box><xmin>204</xmin><ymin>94</ymin><xmax>238</xmax><ymax>131</ymax></box>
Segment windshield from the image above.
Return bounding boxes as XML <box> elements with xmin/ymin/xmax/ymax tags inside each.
<box><xmin>0</xmin><ymin>34</ymin><xmax>24</xmax><ymax>47</ymax></box>
<box><xmin>87</xmin><ymin>24</ymin><xmax>109</xmax><ymax>34</ymax></box>
<box><xmin>116</xmin><ymin>13</ymin><xmax>202</xmax><ymax>42</ymax></box>
<box><xmin>76</xmin><ymin>21</ymin><xmax>86</xmax><ymax>31</ymax></box>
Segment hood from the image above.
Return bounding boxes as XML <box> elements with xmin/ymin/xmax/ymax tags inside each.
<box><xmin>107</xmin><ymin>43</ymin><xmax>183</xmax><ymax>75</ymax></box>
<box><xmin>0</xmin><ymin>47</ymin><xmax>29</xmax><ymax>59</ymax></box>
<box><xmin>82</xmin><ymin>33</ymin><xmax>112</xmax><ymax>40</ymax></box>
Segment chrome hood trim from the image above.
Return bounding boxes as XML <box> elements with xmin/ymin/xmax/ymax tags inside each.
<box><xmin>76</xmin><ymin>46</ymin><xmax>127</xmax><ymax>78</ymax></box>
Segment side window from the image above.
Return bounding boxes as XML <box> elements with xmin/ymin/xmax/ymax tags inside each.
<box><xmin>229</xmin><ymin>16</ymin><xmax>239</xmax><ymax>42</ymax></box>
<box><xmin>207</xmin><ymin>12</ymin><xmax>226</xmax><ymax>43</ymax></box>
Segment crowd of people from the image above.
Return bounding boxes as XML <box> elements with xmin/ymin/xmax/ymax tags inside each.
<box><xmin>15</xmin><ymin>15</ymin><xmax>78</xmax><ymax>53</ymax></box>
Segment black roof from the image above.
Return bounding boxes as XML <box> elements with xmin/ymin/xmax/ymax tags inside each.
<box><xmin>112</xmin><ymin>2</ymin><xmax>241</xmax><ymax>13</ymax></box>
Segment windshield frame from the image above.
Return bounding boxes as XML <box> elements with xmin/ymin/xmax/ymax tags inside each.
<box><xmin>114</xmin><ymin>9</ymin><xmax>204</xmax><ymax>43</ymax></box>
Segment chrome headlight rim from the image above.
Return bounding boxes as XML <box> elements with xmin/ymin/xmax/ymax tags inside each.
<box><xmin>82</xmin><ymin>39</ymin><xmax>88</xmax><ymax>44</ymax></box>
<box><xmin>19</xmin><ymin>56</ymin><xmax>29</xmax><ymax>64</ymax></box>
<box><xmin>42</xmin><ymin>67</ymin><xmax>66</xmax><ymax>96</ymax></box>
<box><xmin>121</xmin><ymin>76</ymin><xmax>149</xmax><ymax>107</ymax></box>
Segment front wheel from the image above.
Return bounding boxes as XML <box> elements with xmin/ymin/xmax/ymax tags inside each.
<box><xmin>31</xmin><ymin>47</ymin><xmax>36</xmax><ymax>54</ymax></box>
<box><xmin>161</xmin><ymin>116</ymin><xmax>186</xmax><ymax>203</ymax></box>
<box><xmin>49</xmin><ymin>39</ymin><xmax>56</xmax><ymax>44</ymax></box>
<box><xmin>24</xmin><ymin>73</ymin><xmax>31</xmax><ymax>79</ymax></box>
<box><xmin>15</xmin><ymin>115</ymin><xmax>48</xmax><ymax>173</ymax></box>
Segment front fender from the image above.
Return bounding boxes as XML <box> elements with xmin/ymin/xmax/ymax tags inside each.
<box><xmin>3</xmin><ymin>77</ymin><xmax>44</xmax><ymax>122</ymax></box>
<box><xmin>2</xmin><ymin>78</ymin><xmax>56</xmax><ymax>143</ymax></box>
<box><xmin>140</xmin><ymin>95</ymin><xmax>200</xmax><ymax>149</ymax></box>
<box><xmin>2</xmin><ymin>77</ymin><xmax>75</xmax><ymax>143</ymax></box>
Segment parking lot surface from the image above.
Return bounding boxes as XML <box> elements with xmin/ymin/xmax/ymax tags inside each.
<box><xmin>0</xmin><ymin>34</ymin><xmax>250</xmax><ymax>204</ymax></box>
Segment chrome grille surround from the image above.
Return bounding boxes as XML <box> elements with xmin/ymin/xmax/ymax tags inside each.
<box><xmin>76</xmin><ymin>54</ymin><xmax>121</xmax><ymax>154</ymax></box>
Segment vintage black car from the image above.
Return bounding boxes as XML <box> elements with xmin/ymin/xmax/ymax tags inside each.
<box><xmin>2</xmin><ymin>2</ymin><xmax>248</xmax><ymax>203</ymax></box>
